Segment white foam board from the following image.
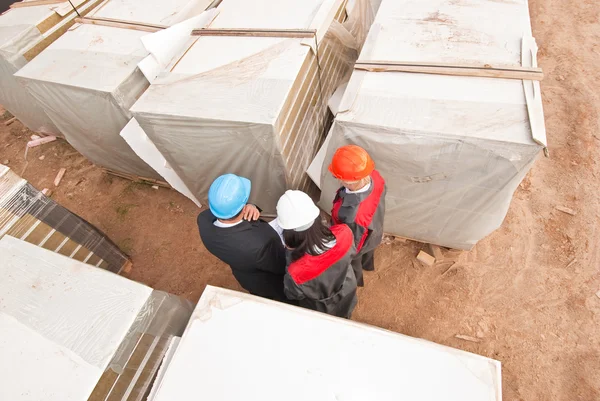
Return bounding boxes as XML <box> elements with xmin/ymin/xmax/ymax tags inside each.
<box><xmin>152</xmin><ymin>286</ymin><xmax>502</xmax><ymax>401</ymax></box>
<box><xmin>0</xmin><ymin>235</ymin><xmax>153</xmax><ymax>401</ymax></box>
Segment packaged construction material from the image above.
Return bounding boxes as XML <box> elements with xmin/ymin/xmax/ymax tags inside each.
<box><xmin>148</xmin><ymin>286</ymin><xmax>502</xmax><ymax>401</ymax></box>
<box><xmin>14</xmin><ymin>0</ymin><xmax>216</xmax><ymax>179</ymax></box>
<box><xmin>313</xmin><ymin>0</ymin><xmax>547</xmax><ymax>249</ymax></box>
<box><xmin>0</xmin><ymin>0</ymin><xmax>103</xmax><ymax>135</ymax></box>
<box><xmin>0</xmin><ymin>235</ymin><xmax>193</xmax><ymax>401</ymax></box>
<box><xmin>0</xmin><ymin>164</ymin><xmax>130</xmax><ymax>273</ymax></box>
<box><xmin>124</xmin><ymin>0</ymin><xmax>375</xmax><ymax>212</ymax></box>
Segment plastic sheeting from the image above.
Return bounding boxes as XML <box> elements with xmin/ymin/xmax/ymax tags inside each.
<box><xmin>150</xmin><ymin>286</ymin><xmax>502</xmax><ymax>401</ymax></box>
<box><xmin>125</xmin><ymin>0</ymin><xmax>374</xmax><ymax>212</ymax></box>
<box><xmin>0</xmin><ymin>0</ymin><xmax>100</xmax><ymax>134</ymax></box>
<box><xmin>14</xmin><ymin>0</ymin><xmax>215</xmax><ymax>179</ymax></box>
<box><xmin>314</xmin><ymin>0</ymin><xmax>545</xmax><ymax>249</ymax></box>
<box><xmin>0</xmin><ymin>235</ymin><xmax>194</xmax><ymax>401</ymax></box>
<box><xmin>0</xmin><ymin>164</ymin><xmax>130</xmax><ymax>273</ymax></box>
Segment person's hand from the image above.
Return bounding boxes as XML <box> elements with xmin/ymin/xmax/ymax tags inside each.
<box><xmin>241</xmin><ymin>204</ymin><xmax>260</xmax><ymax>221</ymax></box>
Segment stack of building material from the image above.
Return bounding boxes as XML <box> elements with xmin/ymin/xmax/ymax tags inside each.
<box><xmin>0</xmin><ymin>235</ymin><xmax>193</xmax><ymax>401</ymax></box>
<box><xmin>123</xmin><ymin>0</ymin><xmax>374</xmax><ymax>212</ymax></box>
<box><xmin>14</xmin><ymin>0</ymin><xmax>216</xmax><ymax>180</ymax></box>
<box><xmin>0</xmin><ymin>0</ymin><xmax>103</xmax><ymax>135</ymax></box>
<box><xmin>314</xmin><ymin>0</ymin><xmax>547</xmax><ymax>249</ymax></box>
<box><xmin>147</xmin><ymin>286</ymin><xmax>502</xmax><ymax>400</ymax></box>
<box><xmin>0</xmin><ymin>164</ymin><xmax>130</xmax><ymax>273</ymax></box>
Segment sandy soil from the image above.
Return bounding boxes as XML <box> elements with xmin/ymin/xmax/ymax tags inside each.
<box><xmin>1</xmin><ymin>0</ymin><xmax>599</xmax><ymax>399</ymax></box>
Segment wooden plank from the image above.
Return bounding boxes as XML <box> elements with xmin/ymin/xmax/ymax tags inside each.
<box><xmin>191</xmin><ymin>28</ymin><xmax>316</xmax><ymax>38</ymax></box>
<box><xmin>86</xmin><ymin>253</ymin><xmax>102</xmax><ymax>267</ymax></box>
<box><xmin>87</xmin><ymin>369</ymin><xmax>119</xmax><ymax>401</ymax></box>
<box><xmin>4</xmin><ymin>117</ymin><xmax>16</xmax><ymax>126</ymax></box>
<box><xmin>102</xmin><ymin>168</ymin><xmax>171</xmax><ymax>188</ymax></box>
<box><xmin>72</xmin><ymin>245</ymin><xmax>92</xmax><ymax>262</ymax></box>
<box><xmin>106</xmin><ymin>334</ymin><xmax>156</xmax><ymax>401</ymax></box>
<box><xmin>354</xmin><ymin>61</ymin><xmax>544</xmax><ymax>81</ymax></box>
<box><xmin>10</xmin><ymin>0</ymin><xmax>67</xmax><ymax>8</ymax></box>
<box><xmin>119</xmin><ymin>259</ymin><xmax>133</xmax><ymax>275</ymax></box>
<box><xmin>23</xmin><ymin>220</ymin><xmax>53</xmax><ymax>245</ymax></box>
<box><xmin>556</xmin><ymin>206</ymin><xmax>576</xmax><ymax>216</ymax></box>
<box><xmin>126</xmin><ymin>336</ymin><xmax>170</xmax><ymax>401</ymax></box>
<box><xmin>417</xmin><ymin>250</ymin><xmax>436</xmax><ymax>266</ymax></box>
<box><xmin>56</xmin><ymin>238</ymin><xmax>79</xmax><ymax>257</ymax></box>
<box><xmin>357</xmin><ymin>60</ymin><xmax>543</xmax><ymax>74</ymax></box>
<box><xmin>74</xmin><ymin>17</ymin><xmax>167</xmax><ymax>33</ymax></box>
<box><xmin>455</xmin><ymin>334</ymin><xmax>481</xmax><ymax>343</ymax></box>
<box><xmin>41</xmin><ymin>230</ymin><xmax>66</xmax><ymax>252</ymax></box>
<box><xmin>428</xmin><ymin>244</ymin><xmax>444</xmax><ymax>261</ymax></box>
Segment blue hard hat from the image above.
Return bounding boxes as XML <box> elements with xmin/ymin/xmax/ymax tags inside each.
<box><xmin>208</xmin><ymin>174</ymin><xmax>251</xmax><ymax>219</ymax></box>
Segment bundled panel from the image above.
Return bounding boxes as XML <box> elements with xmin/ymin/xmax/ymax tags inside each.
<box><xmin>314</xmin><ymin>0</ymin><xmax>547</xmax><ymax>249</ymax></box>
<box><xmin>0</xmin><ymin>235</ymin><xmax>193</xmax><ymax>401</ymax></box>
<box><xmin>14</xmin><ymin>0</ymin><xmax>215</xmax><ymax>179</ymax></box>
<box><xmin>148</xmin><ymin>286</ymin><xmax>502</xmax><ymax>401</ymax></box>
<box><xmin>0</xmin><ymin>0</ymin><xmax>103</xmax><ymax>134</ymax></box>
<box><xmin>0</xmin><ymin>164</ymin><xmax>130</xmax><ymax>273</ymax></box>
<box><xmin>125</xmin><ymin>0</ymin><xmax>375</xmax><ymax>212</ymax></box>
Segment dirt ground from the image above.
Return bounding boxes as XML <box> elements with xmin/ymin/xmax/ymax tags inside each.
<box><xmin>1</xmin><ymin>0</ymin><xmax>599</xmax><ymax>399</ymax></box>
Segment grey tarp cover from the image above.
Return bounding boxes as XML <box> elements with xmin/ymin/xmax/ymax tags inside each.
<box><xmin>126</xmin><ymin>0</ymin><xmax>376</xmax><ymax>213</ymax></box>
<box><xmin>14</xmin><ymin>0</ymin><xmax>214</xmax><ymax>178</ymax></box>
<box><xmin>0</xmin><ymin>235</ymin><xmax>193</xmax><ymax>401</ymax></box>
<box><xmin>315</xmin><ymin>0</ymin><xmax>546</xmax><ymax>249</ymax></box>
<box><xmin>0</xmin><ymin>0</ymin><xmax>98</xmax><ymax>134</ymax></box>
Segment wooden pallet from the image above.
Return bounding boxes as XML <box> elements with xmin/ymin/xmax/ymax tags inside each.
<box><xmin>1</xmin><ymin>171</ymin><xmax>131</xmax><ymax>274</ymax></box>
<box><xmin>88</xmin><ymin>333</ymin><xmax>171</xmax><ymax>401</ymax></box>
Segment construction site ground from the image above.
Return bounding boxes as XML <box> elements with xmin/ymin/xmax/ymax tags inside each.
<box><xmin>1</xmin><ymin>0</ymin><xmax>599</xmax><ymax>399</ymax></box>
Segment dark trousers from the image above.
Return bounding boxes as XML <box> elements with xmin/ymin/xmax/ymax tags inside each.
<box><xmin>351</xmin><ymin>250</ymin><xmax>375</xmax><ymax>287</ymax></box>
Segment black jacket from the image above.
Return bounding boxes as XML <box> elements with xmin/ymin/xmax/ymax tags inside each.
<box><xmin>198</xmin><ymin>210</ymin><xmax>287</xmax><ymax>301</ymax></box>
<box><xmin>283</xmin><ymin>224</ymin><xmax>358</xmax><ymax>318</ymax></box>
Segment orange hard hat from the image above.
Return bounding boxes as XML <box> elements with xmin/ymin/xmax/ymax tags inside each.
<box><xmin>328</xmin><ymin>145</ymin><xmax>375</xmax><ymax>181</ymax></box>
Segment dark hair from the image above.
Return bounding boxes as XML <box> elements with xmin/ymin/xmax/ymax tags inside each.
<box><xmin>283</xmin><ymin>218</ymin><xmax>335</xmax><ymax>262</ymax></box>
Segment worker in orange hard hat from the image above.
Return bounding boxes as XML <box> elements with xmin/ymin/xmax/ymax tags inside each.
<box><xmin>329</xmin><ymin>145</ymin><xmax>386</xmax><ymax>287</ymax></box>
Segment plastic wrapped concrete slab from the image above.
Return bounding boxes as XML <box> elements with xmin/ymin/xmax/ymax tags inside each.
<box><xmin>0</xmin><ymin>164</ymin><xmax>131</xmax><ymax>273</ymax></box>
<box><xmin>0</xmin><ymin>0</ymin><xmax>102</xmax><ymax>135</ymax></box>
<box><xmin>149</xmin><ymin>286</ymin><xmax>502</xmax><ymax>401</ymax></box>
<box><xmin>315</xmin><ymin>0</ymin><xmax>546</xmax><ymax>249</ymax></box>
<box><xmin>0</xmin><ymin>235</ymin><xmax>194</xmax><ymax>401</ymax></box>
<box><xmin>127</xmin><ymin>0</ymin><xmax>374</xmax><ymax>212</ymax></box>
<box><xmin>14</xmin><ymin>0</ymin><xmax>214</xmax><ymax>179</ymax></box>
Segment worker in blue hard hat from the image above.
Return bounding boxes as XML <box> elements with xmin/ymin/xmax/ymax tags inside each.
<box><xmin>197</xmin><ymin>174</ymin><xmax>288</xmax><ymax>302</ymax></box>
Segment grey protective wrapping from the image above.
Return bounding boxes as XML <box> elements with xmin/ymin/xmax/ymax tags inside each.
<box><xmin>14</xmin><ymin>0</ymin><xmax>215</xmax><ymax>178</ymax></box>
<box><xmin>128</xmin><ymin>0</ymin><xmax>375</xmax><ymax>213</ymax></box>
<box><xmin>316</xmin><ymin>0</ymin><xmax>545</xmax><ymax>249</ymax></box>
<box><xmin>0</xmin><ymin>0</ymin><xmax>100</xmax><ymax>134</ymax></box>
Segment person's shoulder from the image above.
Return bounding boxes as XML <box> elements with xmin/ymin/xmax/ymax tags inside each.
<box><xmin>372</xmin><ymin>169</ymin><xmax>385</xmax><ymax>184</ymax></box>
<box><xmin>331</xmin><ymin>224</ymin><xmax>353</xmax><ymax>240</ymax></box>
<box><xmin>197</xmin><ymin>209</ymin><xmax>216</xmax><ymax>229</ymax></box>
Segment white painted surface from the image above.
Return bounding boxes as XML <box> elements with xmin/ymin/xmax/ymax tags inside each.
<box><xmin>152</xmin><ymin>286</ymin><xmax>501</xmax><ymax>401</ymax></box>
<box><xmin>0</xmin><ymin>235</ymin><xmax>153</xmax><ymax>401</ymax></box>
<box><xmin>120</xmin><ymin>118</ymin><xmax>202</xmax><ymax>207</ymax></box>
<box><xmin>0</xmin><ymin>313</ymin><xmax>101</xmax><ymax>401</ymax></box>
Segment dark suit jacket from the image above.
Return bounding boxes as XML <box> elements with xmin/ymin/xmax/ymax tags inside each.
<box><xmin>198</xmin><ymin>210</ymin><xmax>287</xmax><ymax>301</ymax></box>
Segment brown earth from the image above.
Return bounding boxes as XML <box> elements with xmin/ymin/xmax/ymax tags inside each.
<box><xmin>1</xmin><ymin>0</ymin><xmax>599</xmax><ymax>399</ymax></box>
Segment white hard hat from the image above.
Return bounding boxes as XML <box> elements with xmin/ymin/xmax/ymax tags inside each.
<box><xmin>276</xmin><ymin>190</ymin><xmax>320</xmax><ymax>231</ymax></box>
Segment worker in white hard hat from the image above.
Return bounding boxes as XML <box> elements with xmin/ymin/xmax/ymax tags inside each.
<box><xmin>277</xmin><ymin>190</ymin><xmax>358</xmax><ymax>318</ymax></box>
<box><xmin>198</xmin><ymin>174</ymin><xmax>289</xmax><ymax>302</ymax></box>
